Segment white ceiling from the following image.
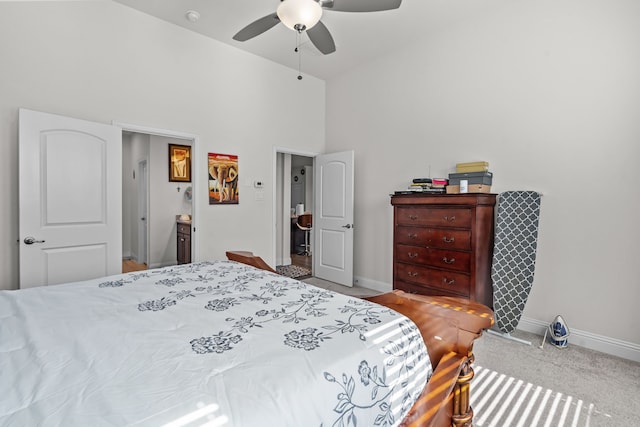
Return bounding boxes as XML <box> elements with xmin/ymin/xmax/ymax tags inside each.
<box><xmin>113</xmin><ymin>0</ymin><xmax>508</xmax><ymax>80</ymax></box>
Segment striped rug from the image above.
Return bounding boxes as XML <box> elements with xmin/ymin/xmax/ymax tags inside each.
<box><xmin>471</xmin><ymin>366</ymin><xmax>609</xmax><ymax>427</ymax></box>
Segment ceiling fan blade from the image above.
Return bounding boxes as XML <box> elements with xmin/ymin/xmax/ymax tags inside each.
<box><xmin>306</xmin><ymin>21</ymin><xmax>336</xmax><ymax>55</ymax></box>
<box><xmin>326</xmin><ymin>0</ymin><xmax>401</xmax><ymax>12</ymax></box>
<box><xmin>232</xmin><ymin>13</ymin><xmax>280</xmax><ymax>42</ymax></box>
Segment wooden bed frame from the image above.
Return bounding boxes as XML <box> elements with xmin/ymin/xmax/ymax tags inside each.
<box><xmin>226</xmin><ymin>251</ymin><xmax>494</xmax><ymax>427</ymax></box>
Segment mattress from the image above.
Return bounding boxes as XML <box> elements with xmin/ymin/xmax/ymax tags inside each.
<box><xmin>0</xmin><ymin>261</ymin><xmax>432</xmax><ymax>426</ymax></box>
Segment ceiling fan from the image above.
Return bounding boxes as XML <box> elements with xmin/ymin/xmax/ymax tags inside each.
<box><xmin>232</xmin><ymin>0</ymin><xmax>402</xmax><ymax>55</ymax></box>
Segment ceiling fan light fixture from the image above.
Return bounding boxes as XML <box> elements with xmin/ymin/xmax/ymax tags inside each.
<box><xmin>277</xmin><ymin>0</ymin><xmax>323</xmax><ymax>32</ymax></box>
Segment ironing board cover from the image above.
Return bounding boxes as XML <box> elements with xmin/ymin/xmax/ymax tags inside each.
<box><xmin>491</xmin><ymin>191</ymin><xmax>541</xmax><ymax>333</ymax></box>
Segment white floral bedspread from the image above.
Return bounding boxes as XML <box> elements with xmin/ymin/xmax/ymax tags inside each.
<box><xmin>0</xmin><ymin>261</ymin><xmax>431</xmax><ymax>427</ymax></box>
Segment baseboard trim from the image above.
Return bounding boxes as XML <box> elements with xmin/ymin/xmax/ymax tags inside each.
<box><xmin>518</xmin><ymin>316</ymin><xmax>640</xmax><ymax>363</ymax></box>
<box><xmin>353</xmin><ymin>275</ymin><xmax>392</xmax><ymax>293</ymax></box>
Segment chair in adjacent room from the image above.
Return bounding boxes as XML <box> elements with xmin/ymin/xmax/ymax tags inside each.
<box><xmin>296</xmin><ymin>213</ymin><xmax>313</xmax><ymax>256</ymax></box>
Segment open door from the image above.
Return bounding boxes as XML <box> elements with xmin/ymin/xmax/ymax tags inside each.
<box><xmin>19</xmin><ymin>109</ymin><xmax>122</xmax><ymax>288</ymax></box>
<box><xmin>313</xmin><ymin>151</ymin><xmax>354</xmax><ymax>286</ymax></box>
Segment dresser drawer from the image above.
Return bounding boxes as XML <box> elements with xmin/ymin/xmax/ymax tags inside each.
<box><xmin>177</xmin><ymin>223</ymin><xmax>190</xmax><ymax>235</ymax></box>
<box><xmin>396</xmin><ymin>244</ymin><xmax>470</xmax><ymax>272</ymax></box>
<box><xmin>396</xmin><ymin>207</ymin><xmax>472</xmax><ymax>228</ymax></box>
<box><xmin>395</xmin><ymin>226</ymin><xmax>471</xmax><ymax>250</ymax></box>
<box><xmin>395</xmin><ymin>262</ymin><xmax>470</xmax><ymax>295</ymax></box>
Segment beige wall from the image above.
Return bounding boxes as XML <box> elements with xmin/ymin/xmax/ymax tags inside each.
<box><xmin>326</xmin><ymin>0</ymin><xmax>640</xmax><ymax>356</ymax></box>
<box><xmin>0</xmin><ymin>1</ymin><xmax>325</xmax><ymax>290</ymax></box>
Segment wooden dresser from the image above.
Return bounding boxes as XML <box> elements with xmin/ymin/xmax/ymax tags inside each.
<box><xmin>390</xmin><ymin>193</ymin><xmax>496</xmax><ymax>308</ymax></box>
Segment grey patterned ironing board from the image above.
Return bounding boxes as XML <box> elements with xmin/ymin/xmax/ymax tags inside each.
<box><xmin>491</xmin><ymin>191</ymin><xmax>542</xmax><ymax>334</ymax></box>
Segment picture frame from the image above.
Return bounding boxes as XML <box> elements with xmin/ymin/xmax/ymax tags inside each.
<box><xmin>208</xmin><ymin>153</ymin><xmax>239</xmax><ymax>204</ymax></box>
<box><xmin>169</xmin><ymin>144</ymin><xmax>191</xmax><ymax>182</ymax></box>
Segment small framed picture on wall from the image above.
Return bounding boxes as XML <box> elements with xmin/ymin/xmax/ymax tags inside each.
<box><xmin>169</xmin><ymin>144</ymin><xmax>191</xmax><ymax>182</ymax></box>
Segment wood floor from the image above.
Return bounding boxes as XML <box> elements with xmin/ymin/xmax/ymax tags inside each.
<box><xmin>122</xmin><ymin>259</ymin><xmax>147</xmax><ymax>273</ymax></box>
<box><xmin>291</xmin><ymin>253</ymin><xmax>312</xmax><ymax>269</ymax></box>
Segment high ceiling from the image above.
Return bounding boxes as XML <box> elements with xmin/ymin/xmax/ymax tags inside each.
<box><xmin>113</xmin><ymin>0</ymin><xmax>507</xmax><ymax>80</ymax></box>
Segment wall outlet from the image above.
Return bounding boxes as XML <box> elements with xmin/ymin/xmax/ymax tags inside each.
<box><xmin>254</xmin><ymin>180</ymin><xmax>264</xmax><ymax>188</ymax></box>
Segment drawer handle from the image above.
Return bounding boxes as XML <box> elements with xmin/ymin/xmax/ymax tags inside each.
<box><xmin>442</xmin><ymin>278</ymin><xmax>455</xmax><ymax>285</ymax></box>
<box><xmin>407</xmin><ymin>252</ymin><xmax>418</xmax><ymax>258</ymax></box>
<box><xmin>407</xmin><ymin>271</ymin><xmax>418</xmax><ymax>277</ymax></box>
<box><xmin>408</xmin><ymin>233</ymin><xmax>418</xmax><ymax>239</ymax></box>
<box><xmin>409</xmin><ymin>215</ymin><xmax>418</xmax><ymax>220</ymax></box>
<box><xmin>443</xmin><ymin>215</ymin><xmax>456</xmax><ymax>222</ymax></box>
<box><xmin>443</xmin><ymin>236</ymin><xmax>455</xmax><ymax>243</ymax></box>
<box><xmin>442</xmin><ymin>257</ymin><xmax>456</xmax><ymax>264</ymax></box>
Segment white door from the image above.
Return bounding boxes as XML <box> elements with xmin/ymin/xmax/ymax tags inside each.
<box><xmin>19</xmin><ymin>109</ymin><xmax>122</xmax><ymax>288</ymax></box>
<box><xmin>313</xmin><ymin>151</ymin><xmax>354</xmax><ymax>286</ymax></box>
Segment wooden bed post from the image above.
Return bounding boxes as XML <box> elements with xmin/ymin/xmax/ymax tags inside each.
<box><xmin>452</xmin><ymin>356</ymin><xmax>475</xmax><ymax>427</ymax></box>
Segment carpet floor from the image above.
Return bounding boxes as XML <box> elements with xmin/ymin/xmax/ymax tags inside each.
<box><xmin>473</xmin><ymin>330</ymin><xmax>640</xmax><ymax>427</ymax></box>
<box><xmin>471</xmin><ymin>365</ymin><xmax>602</xmax><ymax>426</ymax></box>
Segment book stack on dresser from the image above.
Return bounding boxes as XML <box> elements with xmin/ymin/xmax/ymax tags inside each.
<box><xmin>405</xmin><ymin>178</ymin><xmax>447</xmax><ymax>194</ymax></box>
<box><xmin>446</xmin><ymin>161</ymin><xmax>493</xmax><ymax>194</ymax></box>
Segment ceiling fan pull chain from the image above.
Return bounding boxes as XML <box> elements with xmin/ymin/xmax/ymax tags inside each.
<box><xmin>295</xmin><ymin>31</ymin><xmax>303</xmax><ymax>80</ymax></box>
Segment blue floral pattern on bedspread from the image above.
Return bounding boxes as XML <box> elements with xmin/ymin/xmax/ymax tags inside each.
<box><xmin>94</xmin><ymin>261</ymin><xmax>431</xmax><ymax>427</ymax></box>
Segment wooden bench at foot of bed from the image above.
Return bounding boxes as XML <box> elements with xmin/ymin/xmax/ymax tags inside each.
<box><xmin>226</xmin><ymin>251</ymin><xmax>494</xmax><ymax>427</ymax></box>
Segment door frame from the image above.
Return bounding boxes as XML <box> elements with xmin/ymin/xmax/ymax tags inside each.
<box><xmin>137</xmin><ymin>159</ymin><xmax>148</xmax><ymax>265</ymax></box>
<box><xmin>114</xmin><ymin>121</ymin><xmax>200</xmax><ymax>264</ymax></box>
<box><xmin>273</xmin><ymin>146</ymin><xmax>319</xmax><ymax>268</ymax></box>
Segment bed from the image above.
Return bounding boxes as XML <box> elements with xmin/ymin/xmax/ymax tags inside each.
<box><xmin>226</xmin><ymin>251</ymin><xmax>494</xmax><ymax>427</ymax></box>
<box><xmin>0</xmin><ymin>253</ymin><xmax>493</xmax><ymax>427</ymax></box>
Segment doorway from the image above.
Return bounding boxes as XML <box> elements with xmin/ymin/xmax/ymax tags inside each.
<box><xmin>275</xmin><ymin>150</ymin><xmax>315</xmax><ymax>278</ymax></box>
<box><xmin>291</xmin><ymin>158</ymin><xmax>314</xmax><ymax>268</ymax></box>
<box><xmin>275</xmin><ymin>148</ymin><xmax>355</xmax><ymax>286</ymax></box>
<box><xmin>117</xmin><ymin>122</ymin><xmax>199</xmax><ymax>273</ymax></box>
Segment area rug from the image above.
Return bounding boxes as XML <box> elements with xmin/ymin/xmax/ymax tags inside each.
<box><xmin>471</xmin><ymin>366</ymin><xmax>603</xmax><ymax>427</ymax></box>
<box><xmin>276</xmin><ymin>264</ymin><xmax>311</xmax><ymax>279</ymax></box>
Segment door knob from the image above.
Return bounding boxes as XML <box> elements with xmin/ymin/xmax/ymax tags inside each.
<box><xmin>24</xmin><ymin>237</ymin><xmax>45</xmax><ymax>245</ymax></box>
<box><xmin>341</xmin><ymin>224</ymin><xmax>352</xmax><ymax>229</ymax></box>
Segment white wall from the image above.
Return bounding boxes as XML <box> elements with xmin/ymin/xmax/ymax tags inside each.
<box><xmin>0</xmin><ymin>1</ymin><xmax>325</xmax><ymax>290</ymax></box>
<box><xmin>326</xmin><ymin>0</ymin><xmax>640</xmax><ymax>354</ymax></box>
